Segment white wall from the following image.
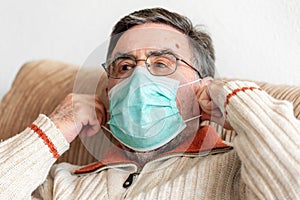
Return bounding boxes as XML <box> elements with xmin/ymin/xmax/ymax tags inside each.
<box><xmin>1</xmin><ymin>0</ymin><xmax>300</xmax><ymax>100</ymax></box>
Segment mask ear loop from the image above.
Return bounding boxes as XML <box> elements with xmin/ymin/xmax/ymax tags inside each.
<box><xmin>101</xmin><ymin>125</ymin><xmax>112</xmax><ymax>133</ymax></box>
<box><xmin>184</xmin><ymin>114</ymin><xmax>202</xmax><ymax>123</ymax></box>
<box><xmin>178</xmin><ymin>78</ymin><xmax>202</xmax><ymax>124</ymax></box>
<box><xmin>178</xmin><ymin>78</ymin><xmax>202</xmax><ymax>88</ymax></box>
<box><xmin>101</xmin><ymin>109</ymin><xmax>113</xmax><ymax>134</ymax></box>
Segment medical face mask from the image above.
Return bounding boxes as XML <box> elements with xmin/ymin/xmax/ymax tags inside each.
<box><xmin>106</xmin><ymin>67</ymin><xmax>201</xmax><ymax>152</ymax></box>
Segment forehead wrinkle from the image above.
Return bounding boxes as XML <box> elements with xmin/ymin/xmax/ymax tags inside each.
<box><xmin>112</xmin><ymin>25</ymin><xmax>192</xmax><ymax>59</ymax></box>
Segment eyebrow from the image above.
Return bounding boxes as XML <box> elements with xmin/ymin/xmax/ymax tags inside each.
<box><xmin>110</xmin><ymin>49</ymin><xmax>177</xmax><ymax>62</ymax></box>
<box><xmin>147</xmin><ymin>49</ymin><xmax>176</xmax><ymax>57</ymax></box>
<box><xmin>110</xmin><ymin>52</ymin><xmax>136</xmax><ymax>63</ymax></box>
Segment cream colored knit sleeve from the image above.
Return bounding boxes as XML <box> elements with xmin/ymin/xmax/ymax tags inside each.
<box><xmin>0</xmin><ymin>114</ymin><xmax>70</xmax><ymax>199</ymax></box>
<box><xmin>219</xmin><ymin>81</ymin><xmax>300</xmax><ymax>199</ymax></box>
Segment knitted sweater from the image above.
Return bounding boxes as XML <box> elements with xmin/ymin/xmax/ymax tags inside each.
<box><xmin>0</xmin><ymin>81</ymin><xmax>299</xmax><ymax>199</ymax></box>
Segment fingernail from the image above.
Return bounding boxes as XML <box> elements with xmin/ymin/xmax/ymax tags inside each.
<box><xmin>203</xmin><ymin>77</ymin><xmax>213</xmax><ymax>85</ymax></box>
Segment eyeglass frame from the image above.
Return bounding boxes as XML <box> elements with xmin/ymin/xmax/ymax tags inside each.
<box><xmin>101</xmin><ymin>50</ymin><xmax>202</xmax><ymax>79</ymax></box>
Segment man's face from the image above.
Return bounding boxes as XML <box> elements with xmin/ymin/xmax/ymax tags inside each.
<box><xmin>108</xmin><ymin>23</ymin><xmax>200</xmax><ymax>109</ymax></box>
<box><xmin>107</xmin><ymin>23</ymin><xmax>201</xmax><ymax>158</ymax></box>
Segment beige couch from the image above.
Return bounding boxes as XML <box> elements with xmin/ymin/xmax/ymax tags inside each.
<box><xmin>0</xmin><ymin>59</ymin><xmax>299</xmax><ymax>165</ymax></box>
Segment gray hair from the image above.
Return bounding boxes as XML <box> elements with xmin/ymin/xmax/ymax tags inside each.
<box><xmin>107</xmin><ymin>8</ymin><xmax>215</xmax><ymax>78</ymax></box>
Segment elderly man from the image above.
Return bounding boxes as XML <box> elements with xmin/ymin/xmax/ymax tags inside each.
<box><xmin>0</xmin><ymin>8</ymin><xmax>299</xmax><ymax>199</ymax></box>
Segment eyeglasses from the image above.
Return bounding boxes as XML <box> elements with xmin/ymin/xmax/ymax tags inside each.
<box><xmin>101</xmin><ymin>51</ymin><xmax>201</xmax><ymax>79</ymax></box>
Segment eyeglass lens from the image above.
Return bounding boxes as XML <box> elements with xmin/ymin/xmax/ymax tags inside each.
<box><xmin>108</xmin><ymin>54</ymin><xmax>177</xmax><ymax>78</ymax></box>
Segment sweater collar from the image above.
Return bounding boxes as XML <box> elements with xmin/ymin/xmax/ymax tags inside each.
<box><xmin>74</xmin><ymin>125</ymin><xmax>229</xmax><ymax>174</ymax></box>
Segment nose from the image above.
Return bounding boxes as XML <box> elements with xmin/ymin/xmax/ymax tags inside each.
<box><xmin>135</xmin><ymin>59</ymin><xmax>147</xmax><ymax>68</ymax></box>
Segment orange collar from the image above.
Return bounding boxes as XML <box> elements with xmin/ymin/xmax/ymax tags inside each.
<box><xmin>74</xmin><ymin>125</ymin><xmax>229</xmax><ymax>174</ymax></box>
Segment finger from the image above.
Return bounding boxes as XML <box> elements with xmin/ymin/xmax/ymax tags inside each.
<box><xmin>200</xmin><ymin>111</ymin><xmax>224</xmax><ymax>124</ymax></box>
<box><xmin>200</xmin><ymin>101</ymin><xmax>213</xmax><ymax>114</ymax></box>
<box><xmin>196</xmin><ymin>84</ymin><xmax>206</xmax><ymax>98</ymax></box>
<box><xmin>79</xmin><ymin>123</ymin><xmax>101</xmax><ymax>137</ymax></box>
<box><xmin>201</xmin><ymin>107</ymin><xmax>224</xmax><ymax>123</ymax></box>
<box><xmin>95</xmin><ymin>109</ymin><xmax>105</xmax><ymax>126</ymax></box>
<box><xmin>202</xmin><ymin>77</ymin><xmax>214</xmax><ymax>85</ymax></box>
<box><xmin>199</xmin><ymin>98</ymin><xmax>221</xmax><ymax>115</ymax></box>
<box><xmin>94</xmin><ymin>99</ymin><xmax>106</xmax><ymax>125</ymax></box>
<box><xmin>198</xmin><ymin>87</ymin><xmax>211</xmax><ymax>110</ymax></box>
<box><xmin>210</xmin><ymin>107</ymin><xmax>224</xmax><ymax>118</ymax></box>
<box><xmin>200</xmin><ymin>112</ymin><xmax>211</xmax><ymax>121</ymax></box>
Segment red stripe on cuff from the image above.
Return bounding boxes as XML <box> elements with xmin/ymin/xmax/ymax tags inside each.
<box><xmin>224</xmin><ymin>86</ymin><xmax>263</xmax><ymax>109</ymax></box>
<box><xmin>29</xmin><ymin>124</ymin><xmax>60</xmax><ymax>158</ymax></box>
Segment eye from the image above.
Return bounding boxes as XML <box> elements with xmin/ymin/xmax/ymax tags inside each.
<box><xmin>153</xmin><ymin>62</ymin><xmax>169</xmax><ymax>69</ymax></box>
<box><xmin>150</xmin><ymin>55</ymin><xmax>175</xmax><ymax>70</ymax></box>
<box><xmin>119</xmin><ymin>64</ymin><xmax>134</xmax><ymax>71</ymax></box>
<box><xmin>113</xmin><ymin>58</ymin><xmax>136</xmax><ymax>74</ymax></box>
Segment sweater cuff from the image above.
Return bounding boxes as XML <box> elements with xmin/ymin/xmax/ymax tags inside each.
<box><xmin>218</xmin><ymin>81</ymin><xmax>263</xmax><ymax>115</ymax></box>
<box><xmin>30</xmin><ymin>114</ymin><xmax>70</xmax><ymax>158</ymax></box>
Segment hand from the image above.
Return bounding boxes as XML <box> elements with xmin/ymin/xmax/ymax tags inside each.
<box><xmin>197</xmin><ymin>79</ymin><xmax>233</xmax><ymax>130</ymax></box>
<box><xmin>49</xmin><ymin>93</ymin><xmax>106</xmax><ymax>143</ymax></box>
